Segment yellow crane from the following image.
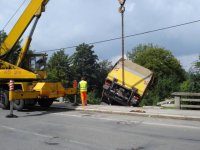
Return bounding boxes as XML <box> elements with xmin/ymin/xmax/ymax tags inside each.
<box><xmin>0</xmin><ymin>0</ymin><xmax>77</xmax><ymax>110</ymax></box>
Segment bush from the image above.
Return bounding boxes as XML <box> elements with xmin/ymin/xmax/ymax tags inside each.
<box><xmin>88</xmin><ymin>92</ymin><xmax>101</xmax><ymax>105</ymax></box>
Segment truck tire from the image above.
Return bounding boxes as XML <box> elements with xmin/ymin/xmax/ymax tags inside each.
<box><xmin>130</xmin><ymin>99</ymin><xmax>139</xmax><ymax>107</ymax></box>
<box><xmin>13</xmin><ymin>99</ymin><xmax>25</xmax><ymax>111</ymax></box>
<box><xmin>38</xmin><ymin>99</ymin><xmax>54</xmax><ymax>108</ymax></box>
<box><xmin>101</xmin><ymin>90</ymin><xmax>111</xmax><ymax>105</ymax></box>
<box><xmin>12</xmin><ymin>89</ymin><xmax>25</xmax><ymax>111</ymax></box>
<box><xmin>25</xmin><ymin>99</ymin><xmax>37</xmax><ymax>106</ymax></box>
<box><xmin>0</xmin><ymin>91</ymin><xmax>10</xmax><ymax>109</ymax></box>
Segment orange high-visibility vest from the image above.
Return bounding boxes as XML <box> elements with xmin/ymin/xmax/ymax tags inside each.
<box><xmin>79</xmin><ymin>80</ymin><xmax>87</xmax><ymax>92</ymax></box>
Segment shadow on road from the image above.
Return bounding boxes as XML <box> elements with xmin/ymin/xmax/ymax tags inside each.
<box><xmin>18</xmin><ymin>103</ymin><xmax>78</xmax><ymax>117</ymax></box>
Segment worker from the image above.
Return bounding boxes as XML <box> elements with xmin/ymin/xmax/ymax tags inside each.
<box><xmin>78</xmin><ymin>76</ymin><xmax>88</xmax><ymax>106</ymax></box>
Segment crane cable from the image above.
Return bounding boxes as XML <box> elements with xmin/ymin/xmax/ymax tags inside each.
<box><xmin>1</xmin><ymin>0</ymin><xmax>28</xmax><ymax>31</ymax></box>
<box><xmin>1</xmin><ymin>1</ymin><xmax>200</xmax><ymax>53</ymax></box>
<box><xmin>0</xmin><ymin>0</ymin><xmax>28</xmax><ymax>58</ymax></box>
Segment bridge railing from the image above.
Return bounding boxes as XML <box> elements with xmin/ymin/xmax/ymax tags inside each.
<box><xmin>171</xmin><ymin>92</ymin><xmax>200</xmax><ymax>109</ymax></box>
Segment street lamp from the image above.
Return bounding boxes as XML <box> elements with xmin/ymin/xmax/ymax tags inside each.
<box><xmin>118</xmin><ymin>0</ymin><xmax>126</xmax><ymax>86</ymax></box>
<box><xmin>118</xmin><ymin>0</ymin><xmax>126</xmax><ymax>6</ymax></box>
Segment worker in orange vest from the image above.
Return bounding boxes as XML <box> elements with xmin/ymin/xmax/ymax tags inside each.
<box><xmin>78</xmin><ymin>77</ymin><xmax>88</xmax><ymax>106</ymax></box>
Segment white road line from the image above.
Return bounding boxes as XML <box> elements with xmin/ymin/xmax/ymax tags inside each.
<box><xmin>142</xmin><ymin>122</ymin><xmax>200</xmax><ymax>130</ymax></box>
<box><xmin>54</xmin><ymin>113</ymin><xmax>82</xmax><ymax>118</ymax></box>
<box><xmin>0</xmin><ymin>125</ymin><xmax>52</xmax><ymax>138</ymax></box>
<box><xmin>53</xmin><ymin>113</ymin><xmax>200</xmax><ymax>130</ymax></box>
<box><xmin>69</xmin><ymin>139</ymin><xmax>91</xmax><ymax>146</ymax></box>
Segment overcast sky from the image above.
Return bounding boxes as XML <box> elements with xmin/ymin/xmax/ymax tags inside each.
<box><xmin>0</xmin><ymin>0</ymin><xmax>200</xmax><ymax>70</ymax></box>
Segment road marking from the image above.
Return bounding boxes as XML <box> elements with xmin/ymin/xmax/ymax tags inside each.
<box><xmin>142</xmin><ymin>122</ymin><xmax>200</xmax><ymax>130</ymax></box>
<box><xmin>53</xmin><ymin>113</ymin><xmax>200</xmax><ymax>130</ymax></box>
<box><xmin>0</xmin><ymin>125</ymin><xmax>52</xmax><ymax>138</ymax></box>
<box><xmin>69</xmin><ymin>139</ymin><xmax>91</xmax><ymax>146</ymax></box>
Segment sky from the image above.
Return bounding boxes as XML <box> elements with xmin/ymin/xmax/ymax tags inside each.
<box><xmin>0</xmin><ymin>0</ymin><xmax>200</xmax><ymax>71</ymax></box>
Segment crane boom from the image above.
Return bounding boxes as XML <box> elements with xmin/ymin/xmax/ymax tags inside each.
<box><xmin>0</xmin><ymin>0</ymin><xmax>77</xmax><ymax>111</ymax></box>
<box><xmin>0</xmin><ymin>0</ymin><xmax>49</xmax><ymax>58</ymax></box>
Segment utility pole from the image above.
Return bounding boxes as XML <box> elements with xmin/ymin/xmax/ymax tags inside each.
<box><xmin>118</xmin><ymin>0</ymin><xmax>126</xmax><ymax>86</ymax></box>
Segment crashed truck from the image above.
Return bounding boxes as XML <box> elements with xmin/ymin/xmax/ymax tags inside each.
<box><xmin>101</xmin><ymin>59</ymin><xmax>153</xmax><ymax>106</ymax></box>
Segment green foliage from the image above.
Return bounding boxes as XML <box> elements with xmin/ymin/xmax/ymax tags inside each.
<box><xmin>0</xmin><ymin>30</ymin><xmax>7</xmax><ymax>44</ymax></box>
<box><xmin>70</xmin><ymin>43</ymin><xmax>112</xmax><ymax>97</ymax></box>
<box><xmin>71</xmin><ymin>43</ymin><xmax>112</xmax><ymax>97</ymax></box>
<box><xmin>188</xmin><ymin>73</ymin><xmax>200</xmax><ymax>92</ymax></box>
<box><xmin>88</xmin><ymin>92</ymin><xmax>101</xmax><ymax>104</ymax></box>
<box><xmin>127</xmin><ymin>44</ymin><xmax>186</xmax><ymax>105</ymax></box>
<box><xmin>195</xmin><ymin>55</ymin><xmax>200</xmax><ymax>70</ymax></box>
<box><xmin>71</xmin><ymin>43</ymin><xmax>100</xmax><ymax>91</ymax></box>
<box><xmin>127</xmin><ymin>44</ymin><xmax>185</xmax><ymax>81</ymax></box>
<box><xmin>180</xmin><ymin>56</ymin><xmax>200</xmax><ymax>93</ymax></box>
<box><xmin>71</xmin><ymin>43</ymin><xmax>112</xmax><ymax>99</ymax></box>
<box><xmin>47</xmin><ymin>43</ymin><xmax>112</xmax><ymax>102</ymax></box>
<box><xmin>71</xmin><ymin>43</ymin><xmax>99</xmax><ymax>78</ymax></box>
<box><xmin>180</xmin><ymin>80</ymin><xmax>191</xmax><ymax>92</ymax></box>
<box><xmin>95</xmin><ymin>60</ymin><xmax>113</xmax><ymax>96</ymax></box>
<box><xmin>140</xmin><ymin>91</ymin><xmax>160</xmax><ymax>106</ymax></box>
<box><xmin>47</xmin><ymin>50</ymin><xmax>72</xmax><ymax>85</ymax></box>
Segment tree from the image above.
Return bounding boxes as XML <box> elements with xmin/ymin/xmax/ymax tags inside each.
<box><xmin>181</xmin><ymin>55</ymin><xmax>200</xmax><ymax>92</ymax></box>
<box><xmin>71</xmin><ymin>43</ymin><xmax>99</xmax><ymax>91</ymax></box>
<box><xmin>127</xmin><ymin>44</ymin><xmax>186</xmax><ymax>105</ymax></box>
<box><xmin>0</xmin><ymin>30</ymin><xmax>6</xmax><ymax>44</ymax></box>
<box><xmin>47</xmin><ymin>49</ymin><xmax>72</xmax><ymax>86</ymax></box>
<box><xmin>194</xmin><ymin>55</ymin><xmax>200</xmax><ymax>71</ymax></box>
<box><xmin>95</xmin><ymin>59</ymin><xmax>113</xmax><ymax>96</ymax></box>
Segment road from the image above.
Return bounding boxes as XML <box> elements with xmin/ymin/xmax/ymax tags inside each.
<box><xmin>0</xmin><ymin>107</ymin><xmax>200</xmax><ymax>150</ymax></box>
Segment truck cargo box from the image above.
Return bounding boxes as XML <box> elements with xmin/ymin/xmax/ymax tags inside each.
<box><xmin>101</xmin><ymin>59</ymin><xmax>153</xmax><ymax>106</ymax></box>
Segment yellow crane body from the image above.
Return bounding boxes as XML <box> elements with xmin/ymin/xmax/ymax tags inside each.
<box><xmin>0</xmin><ymin>0</ymin><xmax>48</xmax><ymax>57</ymax></box>
<box><xmin>0</xmin><ymin>0</ymin><xmax>77</xmax><ymax>110</ymax></box>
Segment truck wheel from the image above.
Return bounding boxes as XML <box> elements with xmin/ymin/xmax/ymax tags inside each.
<box><xmin>130</xmin><ymin>99</ymin><xmax>139</xmax><ymax>107</ymax></box>
<box><xmin>101</xmin><ymin>90</ymin><xmax>110</xmax><ymax>105</ymax></box>
<box><xmin>12</xmin><ymin>89</ymin><xmax>25</xmax><ymax>111</ymax></box>
<box><xmin>25</xmin><ymin>99</ymin><xmax>37</xmax><ymax>106</ymax></box>
<box><xmin>0</xmin><ymin>91</ymin><xmax>10</xmax><ymax>109</ymax></box>
<box><xmin>13</xmin><ymin>99</ymin><xmax>25</xmax><ymax>111</ymax></box>
<box><xmin>101</xmin><ymin>96</ymin><xmax>110</xmax><ymax>105</ymax></box>
<box><xmin>38</xmin><ymin>99</ymin><xmax>54</xmax><ymax>108</ymax></box>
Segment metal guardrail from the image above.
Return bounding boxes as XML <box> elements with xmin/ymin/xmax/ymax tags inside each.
<box><xmin>157</xmin><ymin>92</ymin><xmax>200</xmax><ymax>109</ymax></box>
<box><xmin>171</xmin><ymin>92</ymin><xmax>200</xmax><ymax>109</ymax></box>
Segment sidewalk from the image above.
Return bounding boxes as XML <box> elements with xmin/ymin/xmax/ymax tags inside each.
<box><xmin>52</xmin><ymin>102</ymin><xmax>200</xmax><ymax>121</ymax></box>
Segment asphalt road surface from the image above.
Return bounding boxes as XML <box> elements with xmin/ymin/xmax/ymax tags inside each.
<box><xmin>0</xmin><ymin>107</ymin><xmax>200</xmax><ymax>150</ymax></box>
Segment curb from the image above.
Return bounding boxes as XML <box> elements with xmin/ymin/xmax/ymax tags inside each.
<box><xmin>74</xmin><ymin>107</ymin><xmax>200</xmax><ymax>121</ymax></box>
<box><xmin>52</xmin><ymin>104</ymin><xmax>200</xmax><ymax>121</ymax></box>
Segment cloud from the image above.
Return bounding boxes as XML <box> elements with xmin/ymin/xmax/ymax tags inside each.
<box><xmin>1</xmin><ymin>0</ymin><xmax>200</xmax><ymax>71</ymax></box>
<box><xmin>178</xmin><ymin>53</ymin><xmax>199</xmax><ymax>71</ymax></box>
<box><xmin>126</xmin><ymin>2</ymin><xmax>135</xmax><ymax>12</ymax></box>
